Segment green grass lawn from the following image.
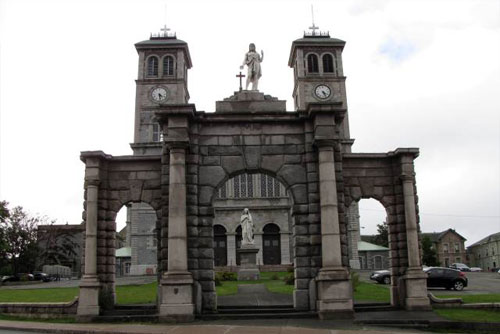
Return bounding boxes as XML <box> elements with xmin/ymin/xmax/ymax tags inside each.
<box><xmin>434</xmin><ymin>309</ymin><xmax>500</xmax><ymax>323</ymax></box>
<box><xmin>216</xmin><ymin>271</ymin><xmax>293</xmax><ymax>296</ymax></box>
<box><xmin>0</xmin><ymin>287</ymin><xmax>79</xmax><ymax>303</ymax></box>
<box><xmin>116</xmin><ymin>282</ymin><xmax>157</xmax><ymax>304</ymax></box>
<box><xmin>353</xmin><ymin>282</ymin><xmax>391</xmax><ymax>302</ymax></box>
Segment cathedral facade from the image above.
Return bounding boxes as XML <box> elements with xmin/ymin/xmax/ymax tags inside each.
<box><xmin>76</xmin><ymin>28</ymin><xmax>430</xmax><ymax>321</ymax></box>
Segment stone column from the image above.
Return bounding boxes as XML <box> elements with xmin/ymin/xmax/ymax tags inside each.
<box><xmin>227</xmin><ymin>233</ymin><xmax>236</xmax><ymax>267</ymax></box>
<box><xmin>315</xmin><ymin>145</ymin><xmax>353</xmax><ymax>319</ymax></box>
<box><xmin>400</xmin><ymin>175</ymin><xmax>431</xmax><ymax>310</ymax></box>
<box><xmin>398</xmin><ymin>152</ymin><xmax>430</xmax><ymax>310</ymax></box>
<box><xmin>77</xmin><ymin>180</ymin><xmax>101</xmax><ymax>318</ymax></box>
<box><xmin>159</xmin><ymin>146</ymin><xmax>195</xmax><ymax>321</ymax></box>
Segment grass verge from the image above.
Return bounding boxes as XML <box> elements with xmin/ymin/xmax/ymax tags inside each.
<box><xmin>116</xmin><ymin>282</ymin><xmax>157</xmax><ymax>304</ymax></box>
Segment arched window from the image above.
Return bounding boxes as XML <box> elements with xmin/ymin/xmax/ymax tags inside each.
<box><xmin>147</xmin><ymin>56</ymin><xmax>158</xmax><ymax>76</ymax></box>
<box><xmin>307</xmin><ymin>54</ymin><xmax>319</xmax><ymax>73</ymax></box>
<box><xmin>322</xmin><ymin>54</ymin><xmax>334</xmax><ymax>73</ymax></box>
<box><xmin>236</xmin><ymin>225</ymin><xmax>242</xmax><ymax>265</ymax></box>
<box><xmin>163</xmin><ymin>56</ymin><xmax>174</xmax><ymax>76</ymax></box>
<box><xmin>263</xmin><ymin>224</ymin><xmax>281</xmax><ymax>265</ymax></box>
<box><xmin>213</xmin><ymin>225</ymin><xmax>227</xmax><ymax>266</ymax></box>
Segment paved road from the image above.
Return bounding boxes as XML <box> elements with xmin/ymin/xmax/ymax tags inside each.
<box><xmin>0</xmin><ymin>275</ymin><xmax>157</xmax><ymax>290</ymax></box>
<box><xmin>357</xmin><ymin>270</ymin><xmax>500</xmax><ymax>295</ymax></box>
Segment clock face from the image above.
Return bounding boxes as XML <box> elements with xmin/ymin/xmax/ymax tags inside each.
<box><xmin>314</xmin><ymin>84</ymin><xmax>332</xmax><ymax>99</ymax></box>
<box><xmin>151</xmin><ymin>87</ymin><xmax>168</xmax><ymax>102</ymax></box>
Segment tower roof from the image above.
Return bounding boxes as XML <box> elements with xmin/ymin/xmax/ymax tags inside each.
<box><xmin>135</xmin><ymin>36</ymin><xmax>192</xmax><ymax>68</ymax></box>
<box><xmin>288</xmin><ymin>35</ymin><xmax>346</xmax><ymax>67</ymax></box>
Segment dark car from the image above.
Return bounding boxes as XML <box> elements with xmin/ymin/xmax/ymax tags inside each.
<box><xmin>370</xmin><ymin>270</ymin><xmax>391</xmax><ymax>284</ymax></box>
<box><xmin>33</xmin><ymin>272</ymin><xmax>51</xmax><ymax>282</ymax></box>
<box><xmin>449</xmin><ymin>263</ymin><xmax>471</xmax><ymax>272</ymax></box>
<box><xmin>424</xmin><ymin>267</ymin><xmax>468</xmax><ymax>291</ymax></box>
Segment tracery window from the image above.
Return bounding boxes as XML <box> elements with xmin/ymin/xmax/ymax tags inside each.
<box><xmin>147</xmin><ymin>56</ymin><xmax>159</xmax><ymax>76</ymax></box>
<box><xmin>163</xmin><ymin>55</ymin><xmax>174</xmax><ymax>76</ymax></box>
<box><xmin>307</xmin><ymin>54</ymin><xmax>319</xmax><ymax>73</ymax></box>
<box><xmin>216</xmin><ymin>173</ymin><xmax>285</xmax><ymax>199</ymax></box>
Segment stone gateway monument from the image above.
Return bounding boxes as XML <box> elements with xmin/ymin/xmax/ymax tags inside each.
<box><xmin>76</xmin><ymin>27</ymin><xmax>430</xmax><ymax>322</ymax></box>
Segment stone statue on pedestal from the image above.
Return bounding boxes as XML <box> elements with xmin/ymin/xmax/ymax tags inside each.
<box><xmin>240</xmin><ymin>208</ymin><xmax>254</xmax><ymax>246</ymax></box>
<box><xmin>240</xmin><ymin>43</ymin><xmax>263</xmax><ymax>91</ymax></box>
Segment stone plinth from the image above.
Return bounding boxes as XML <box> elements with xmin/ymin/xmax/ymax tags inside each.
<box><xmin>159</xmin><ymin>272</ymin><xmax>195</xmax><ymax>322</ymax></box>
<box><xmin>237</xmin><ymin>246</ymin><xmax>260</xmax><ymax>280</ymax></box>
<box><xmin>316</xmin><ymin>268</ymin><xmax>354</xmax><ymax>319</ymax></box>
<box><xmin>216</xmin><ymin>91</ymin><xmax>286</xmax><ymax>113</ymax></box>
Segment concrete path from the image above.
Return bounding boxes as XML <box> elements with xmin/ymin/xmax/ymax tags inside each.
<box><xmin>0</xmin><ymin>320</ymin><xmax>435</xmax><ymax>334</ymax></box>
<box><xmin>218</xmin><ymin>284</ymin><xmax>293</xmax><ymax>307</ymax></box>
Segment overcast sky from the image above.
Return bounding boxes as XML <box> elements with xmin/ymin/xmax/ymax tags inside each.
<box><xmin>1</xmin><ymin>0</ymin><xmax>499</xmax><ymax>246</ymax></box>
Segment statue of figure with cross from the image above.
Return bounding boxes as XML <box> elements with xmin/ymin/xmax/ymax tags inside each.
<box><xmin>240</xmin><ymin>43</ymin><xmax>264</xmax><ymax>91</ymax></box>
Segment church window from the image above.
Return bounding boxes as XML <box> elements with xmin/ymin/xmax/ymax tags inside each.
<box><xmin>147</xmin><ymin>56</ymin><xmax>159</xmax><ymax>76</ymax></box>
<box><xmin>163</xmin><ymin>55</ymin><xmax>174</xmax><ymax>76</ymax></box>
<box><xmin>248</xmin><ymin>174</ymin><xmax>254</xmax><ymax>197</ymax></box>
<box><xmin>234</xmin><ymin>175</ymin><xmax>241</xmax><ymax>198</ymax></box>
<box><xmin>307</xmin><ymin>54</ymin><xmax>319</xmax><ymax>73</ymax></box>
<box><xmin>152</xmin><ymin>123</ymin><xmax>162</xmax><ymax>142</ymax></box>
<box><xmin>322</xmin><ymin>54</ymin><xmax>334</xmax><ymax>73</ymax></box>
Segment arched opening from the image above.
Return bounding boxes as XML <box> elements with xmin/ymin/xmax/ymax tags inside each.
<box><xmin>262</xmin><ymin>223</ymin><xmax>281</xmax><ymax>265</ymax></box>
<box><xmin>346</xmin><ymin>198</ymin><xmax>391</xmax><ymax>304</ymax></box>
<box><xmin>212</xmin><ymin>172</ymin><xmax>294</xmax><ymax>308</ymax></box>
<box><xmin>322</xmin><ymin>54</ymin><xmax>334</xmax><ymax>73</ymax></box>
<box><xmin>147</xmin><ymin>56</ymin><xmax>158</xmax><ymax>77</ymax></box>
<box><xmin>115</xmin><ymin>202</ymin><xmax>158</xmax><ymax>277</ymax></box>
<box><xmin>162</xmin><ymin>55</ymin><xmax>174</xmax><ymax>76</ymax></box>
<box><xmin>307</xmin><ymin>54</ymin><xmax>319</xmax><ymax>73</ymax></box>
<box><xmin>213</xmin><ymin>225</ymin><xmax>227</xmax><ymax>267</ymax></box>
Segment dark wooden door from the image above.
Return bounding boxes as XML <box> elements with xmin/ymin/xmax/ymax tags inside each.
<box><xmin>213</xmin><ymin>225</ymin><xmax>227</xmax><ymax>266</ymax></box>
<box><xmin>263</xmin><ymin>224</ymin><xmax>281</xmax><ymax>265</ymax></box>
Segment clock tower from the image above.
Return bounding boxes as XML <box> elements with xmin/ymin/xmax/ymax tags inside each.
<box><xmin>131</xmin><ymin>27</ymin><xmax>192</xmax><ymax>155</ymax></box>
<box><xmin>288</xmin><ymin>29</ymin><xmax>351</xmax><ymax>142</ymax></box>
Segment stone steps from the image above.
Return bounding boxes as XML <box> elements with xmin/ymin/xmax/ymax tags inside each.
<box><xmin>353</xmin><ymin>303</ymin><xmax>397</xmax><ymax>312</ymax></box>
<box><xmin>200</xmin><ymin>304</ymin><xmax>316</xmax><ymax>320</ymax></box>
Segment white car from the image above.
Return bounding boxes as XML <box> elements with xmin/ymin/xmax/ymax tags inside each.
<box><xmin>470</xmin><ymin>267</ymin><xmax>482</xmax><ymax>272</ymax></box>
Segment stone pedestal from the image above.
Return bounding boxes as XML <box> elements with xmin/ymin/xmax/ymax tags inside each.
<box><xmin>76</xmin><ymin>276</ymin><xmax>100</xmax><ymax>320</ymax></box>
<box><xmin>316</xmin><ymin>268</ymin><xmax>354</xmax><ymax>319</ymax></box>
<box><xmin>401</xmin><ymin>268</ymin><xmax>431</xmax><ymax>310</ymax></box>
<box><xmin>237</xmin><ymin>246</ymin><xmax>260</xmax><ymax>280</ymax></box>
<box><xmin>159</xmin><ymin>272</ymin><xmax>195</xmax><ymax>322</ymax></box>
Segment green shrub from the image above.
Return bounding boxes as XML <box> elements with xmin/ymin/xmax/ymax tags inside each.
<box><xmin>287</xmin><ymin>267</ymin><xmax>294</xmax><ymax>273</ymax></box>
<box><xmin>351</xmin><ymin>271</ymin><xmax>360</xmax><ymax>292</ymax></box>
<box><xmin>216</xmin><ymin>271</ymin><xmax>237</xmax><ymax>282</ymax></box>
<box><xmin>283</xmin><ymin>272</ymin><xmax>294</xmax><ymax>285</ymax></box>
<box><xmin>214</xmin><ymin>275</ymin><xmax>221</xmax><ymax>286</ymax></box>
<box><xmin>270</xmin><ymin>273</ymin><xmax>279</xmax><ymax>280</ymax></box>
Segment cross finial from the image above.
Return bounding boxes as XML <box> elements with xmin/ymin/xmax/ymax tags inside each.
<box><xmin>309</xmin><ymin>4</ymin><xmax>319</xmax><ymax>36</ymax></box>
<box><xmin>161</xmin><ymin>24</ymin><xmax>170</xmax><ymax>37</ymax></box>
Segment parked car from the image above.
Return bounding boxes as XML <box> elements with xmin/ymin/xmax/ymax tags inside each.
<box><xmin>424</xmin><ymin>267</ymin><xmax>468</xmax><ymax>291</ymax></box>
<box><xmin>33</xmin><ymin>272</ymin><xmax>51</xmax><ymax>282</ymax></box>
<box><xmin>469</xmin><ymin>267</ymin><xmax>482</xmax><ymax>272</ymax></box>
<box><xmin>370</xmin><ymin>270</ymin><xmax>391</xmax><ymax>284</ymax></box>
<box><xmin>1</xmin><ymin>275</ymin><xmax>19</xmax><ymax>282</ymax></box>
<box><xmin>449</xmin><ymin>263</ymin><xmax>471</xmax><ymax>272</ymax></box>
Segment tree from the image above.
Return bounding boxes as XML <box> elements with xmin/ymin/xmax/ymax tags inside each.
<box><xmin>373</xmin><ymin>221</ymin><xmax>389</xmax><ymax>247</ymax></box>
<box><xmin>0</xmin><ymin>203</ymin><xmax>40</xmax><ymax>274</ymax></box>
<box><xmin>37</xmin><ymin>222</ymin><xmax>78</xmax><ymax>268</ymax></box>
<box><xmin>421</xmin><ymin>235</ymin><xmax>439</xmax><ymax>266</ymax></box>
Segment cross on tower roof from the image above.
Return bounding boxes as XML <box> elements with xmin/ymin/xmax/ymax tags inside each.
<box><xmin>309</xmin><ymin>5</ymin><xmax>319</xmax><ymax>36</ymax></box>
<box><xmin>161</xmin><ymin>24</ymin><xmax>170</xmax><ymax>37</ymax></box>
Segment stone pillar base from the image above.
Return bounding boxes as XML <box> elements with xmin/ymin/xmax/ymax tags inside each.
<box><xmin>402</xmin><ymin>268</ymin><xmax>431</xmax><ymax>311</ymax></box>
<box><xmin>316</xmin><ymin>268</ymin><xmax>354</xmax><ymax>319</ymax></box>
<box><xmin>159</xmin><ymin>272</ymin><xmax>195</xmax><ymax>322</ymax></box>
<box><xmin>237</xmin><ymin>247</ymin><xmax>260</xmax><ymax>280</ymax></box>
<box><xmin>77</xmin><ymin>275</ymin><xmax>100</xmax><ymax>317</ymax></box>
